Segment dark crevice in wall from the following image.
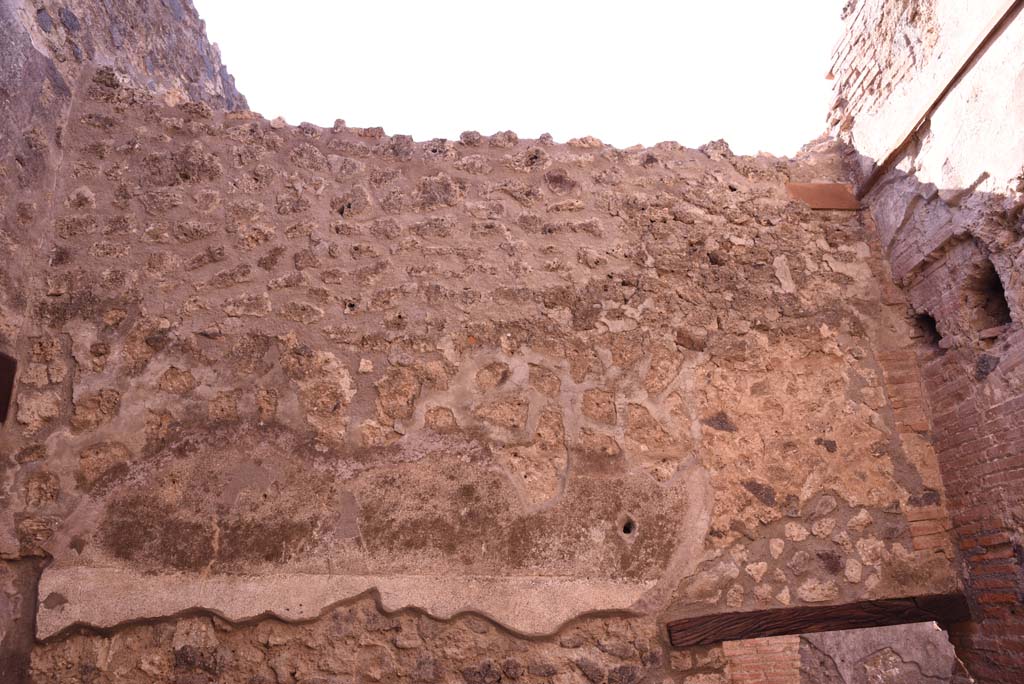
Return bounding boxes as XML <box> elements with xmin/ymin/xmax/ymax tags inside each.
<box><xmin>0</xmin><ymin>351</ymin><xmax>16</xmax><ymax>423</ymax></box>
<box><xmin>965</xmin><ymin>258</ymin><xmax>1012</xmax><ymax>338</ymax></box>
<box><xmin>913</xmin><ymin>311</ymin><xmax>945</xmax><ymax>353</ymax></box>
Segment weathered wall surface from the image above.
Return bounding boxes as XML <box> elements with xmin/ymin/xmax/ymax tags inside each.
<box><xmin>1</xmin><ymin>3</ymin><xmax>244</xmax><ymax>681</ymax></box>
<box><xmin>800</xmin><ymin>622</ymin><xmax>964</xmax><ymax>683</ymax></box>
<box><xmin>719</xmin><ymin>622</ymin><xmax>966</xmax><ymax>684</ymax></box>
<box><xmin>29</xmin><ymin>596</ymin><xmax>680</xmax><ymax>684</ymax></box>
<box><xmin>0</xmin><ymin>62</ymin><xmax>961</xmax><ymax>683</ymax></box>
<box><xmin>0</xmin><ymin>1</ymin><xmax>980</xmax><ymax>681</ymax></box>
<box><xmin>8</xmin><ymin>0</ymin><xmax>245</xmax><ymax>115</ymax></box>
<box><xmin>28</xmin><ymin>613</ymin><xmax>967</xmax><ymax>684</ymax></box>
<box><xmin>828</xmin><ymin>0</ymin><xmax>1012</xmax><ymax>176</ymax></box>
<box><xmin>6</xmin><ymin>62</ymin><xmax>958</xmax><ymax>636</ymax></box>
<box><xmin>830</xmin><ymin>1</ymin><xmax>1024</xmax><ymax>681</ymax></box>
<box><xmin>1</xmin><ymin>0</ymin><xmax>245</xmax><ymax>420</ymax></box>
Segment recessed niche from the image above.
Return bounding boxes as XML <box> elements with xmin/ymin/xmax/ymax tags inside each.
<box><xmin>966</xmin><ymin>259</ymin><xmax>1012</xmax><ymax>336</ymax></box>
<box><xmin>912</xmin><ymin>312</ymin><xmax>943</xmax><ymax>351</ymax></box>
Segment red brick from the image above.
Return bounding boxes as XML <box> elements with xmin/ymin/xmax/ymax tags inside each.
<box><xmin>969</xmin><ymin>559</ymin><xmax>1019</xmax><ymax>577</ymax></box>
<box><xmin>976</xmin><ymin>592</ymin><xmax>1019</xmax><ymax>605</ymax></box>
<box><xmin>973</xmin><ymin>547</ymin><xmax>1016</xmax><ymax>562</ymax></box>
<box><xmin>975</xmin><ymin>532</ymin><xmax>1011</xmax><ymax>547</ymax></box>
<box><xmin>910</xmin><ymin>518</ymin><xmax>948</xmax><ymax>535</ymax></box>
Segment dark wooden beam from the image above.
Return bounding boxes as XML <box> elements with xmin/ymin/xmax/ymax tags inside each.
<box><xmin>667</xmin><ymin>594</ymin><xmax>970</xmax><ymax>648</ymax></box>
<box><xmin>0</xmin><ymin>351</ymin><xmax>16</xmax><ymax>424</ymax></box>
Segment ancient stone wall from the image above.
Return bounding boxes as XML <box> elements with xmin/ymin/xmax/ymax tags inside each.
<box><xmin>715</xmin><ymin>622</ymin><xmax>965</xmax><ymax>684</ymax></box>
<box><xmin>2</xmin><ymin>66</ymin><xmax>959</xmax><ymax>681</ymax></box>
<box><xmin>10</xmin><ymin>0</ymin><xmax>245</xmax><ymax>114</ymax></box>
<box><xmin>830</xmin><ymin>1</ymin><xmax>1024</xmax><ymax>681</ymax></box>
<box><xmin>0</xmin><ymin>1</ymin><xmax>978</xmax><ymax>682</ymax></box>
<box><xmin>800</xmin><ymin>622</ymin><xmax>965</xmax><ymax>683</ymax></box>
<box><xmin>0</xmin><ymin>0</ymin><xmax>245</xmax><ymax>428</ymax></box>
<box><xmin>1</xmin><ymin>3</ymin><xmax>244</xmax><ymax>681</ymax></box>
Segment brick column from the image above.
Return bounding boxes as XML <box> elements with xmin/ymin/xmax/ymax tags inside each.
<box><xmin>723</xmin><ymin>636</ymin><xmax>801</xmax><ymax>684</ymax></box>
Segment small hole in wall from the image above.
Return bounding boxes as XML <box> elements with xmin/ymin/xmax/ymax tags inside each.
<box><xmin>0</xmin><ymin>352</ymin><xmax>15</xmax><ymax>424</ymax></box>
<box><xmin>967</xmin><ymin>259</ymin><xmax>1012</xmax><ymax>335</ymax></box>
<box><xmin>622</xmin><ymin>517</ymin><xmax>636</xmax><ymax>536</ymax></box>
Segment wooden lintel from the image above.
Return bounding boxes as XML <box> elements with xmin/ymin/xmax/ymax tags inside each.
<box><xmin>666</xmin><ymin>594</ymin><xmax>970</xmax><ymax>648</ymax></box>
<box><xmin>785</xmin><ymin>182</ymin><xmax>861</xmax><ymax>210</ymax></box>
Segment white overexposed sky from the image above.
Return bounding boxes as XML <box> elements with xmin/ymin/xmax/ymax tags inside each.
<box><xmin>193</xmin><ymin>0</ymin><xmax>845</xmax><ymax>157</ymax></box>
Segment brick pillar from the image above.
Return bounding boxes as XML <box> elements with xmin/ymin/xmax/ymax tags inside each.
<box><xmin>722</xmin><ymin>635</ymin><xmax>801</xmax><ymax>684</ymax></box>
<box><xmin>916</xmin><ymin>322</ymin><xmax>1024</xmax><ymax>681</ymax></box>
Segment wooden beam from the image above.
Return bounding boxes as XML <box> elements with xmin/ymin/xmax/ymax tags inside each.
<box><xmin>667</xmin><ymin>594</ymin><xmax>970</xmax><ymax>648</ymax></box>
<box><xmin>0</xmin><ymin>351</ymin><xmax>16</xmax><ymax>424</ymax></box>
<box><xmin>785</xmin><ymin>182</ymin><xmax>860</xmax><ymax>210</ymax></box>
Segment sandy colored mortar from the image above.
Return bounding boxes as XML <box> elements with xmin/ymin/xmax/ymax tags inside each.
<box><xmin>2</xmin><ymin>64</ymin><xmax>954</xmax><ymax>641</ymax></box>
<box><xmin>0</xmin><ymin>0</ymin><xmax>973</xmax><ymax>682</ymax></box>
